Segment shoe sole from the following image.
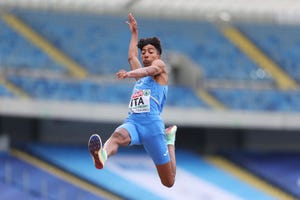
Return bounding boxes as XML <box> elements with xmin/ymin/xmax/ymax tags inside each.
<box><xmin>88</xmin><ymin>134</ymin><xmax>104</xmax><ymax>169</ymax></box>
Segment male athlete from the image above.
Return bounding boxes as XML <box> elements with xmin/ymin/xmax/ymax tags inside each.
<box><xmin>88</xmin><ymin>13</ymin><xmax>177</xmax><ymax>187</ymax></box>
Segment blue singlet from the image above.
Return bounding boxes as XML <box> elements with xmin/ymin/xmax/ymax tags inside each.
<box><xmin>116</xmin><ymin>76</ymin><xmax>169</xmax><ymax>165</ymax></box>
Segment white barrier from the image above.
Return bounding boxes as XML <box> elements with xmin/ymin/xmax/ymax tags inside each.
<box><xmin>1</xmin><ymin>97</ymin><xmax>300</xmax><ymax>130</ymax></box>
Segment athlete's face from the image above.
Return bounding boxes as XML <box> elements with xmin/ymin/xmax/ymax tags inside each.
<box><xmin>141</xmin><ymin>44</ymin><xmax>160</xmax><ymax>67</ymax></box>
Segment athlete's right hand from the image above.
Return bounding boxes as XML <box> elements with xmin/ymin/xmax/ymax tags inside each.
<box><xmin>126</xmin><ymin>13</ymin><xmax>138</xmax><ymax>33</ymax></box>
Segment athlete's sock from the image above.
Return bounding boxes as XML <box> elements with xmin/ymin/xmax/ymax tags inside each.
<box><xmin>101</xmin><ymin>148</ymin><xmax>108</xmax><ymax>162</ymax></box>
<box><xmin>165</xmin><ymin>125</ymin><xmax>177</xmax><ymax>145</ymax></box>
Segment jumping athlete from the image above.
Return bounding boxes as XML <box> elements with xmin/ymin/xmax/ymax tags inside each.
<box><xmin>88</xmin><ymin>13</ymin><xmax>177</xmax><ymax>188</ymax></box>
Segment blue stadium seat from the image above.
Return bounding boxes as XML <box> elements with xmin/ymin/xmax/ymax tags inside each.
<box><xmin>7</xmin><ymin>75</ymin><xmax>209</xmax><ymax>108</ymax></box>
<box><xmin>223</xmin><ymin>151</ymin><xmax>300</xmax><ymax>199</ymax></box>
<box><xmin>7</xmin><ymin>75</ymin><xmax>131</xmax><ymax>103</ymax></box>
<box><xmin>13</xmin><ymin>10</ymin><xmax>272</xmax><ymax>82</ymax></box>
<box><xmin>0</xmin><ymin>182</ymin><xmax>41</xmax><ymax>200</ymax></box>
<box><xmin>0</xmin><ymin>84</ymin><xmax>14</xmax><ymax>97</ymax></box>
<box><xmin>0</xmin><ymin>20</ymin><xmax>66</xmax><ymax>73</ymax></box>
<box><xmin>22</xmin><ymin>143</ymin><xmax>276</xmax><ymax>200</ymax></box>
<box><xmin>13</xmin><ymin>10</ymin><xmax>129</xmax><ymax>75</ymax></box>
<box><xmin>209</xmin><ymin>88</ymin><xmax>300</xmax><ymax>112</ymax></box>
<box><xmin>0</xmin><ymin>152</ymin><xmax>103</xmax><ymax>200</ymax></box>
<box><xmin>2</xmin><ymin>10</ymin><xmax>299</xmax><ymax>112</ymax></box>
<box><xmin>237</xmin><ymin>23</ymin><xmax>300</xmax><ymax>83</ymax></box>
<box><xmin>168</xmin><ymin>85</ymin><xmax>210</xmax><ymax>108</ymax></box>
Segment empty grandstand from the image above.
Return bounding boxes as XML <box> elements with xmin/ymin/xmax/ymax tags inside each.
<box><xmin>1</xmin><ymin>0</ymin><xmax>300</xmax><ymax>200</ymax></box>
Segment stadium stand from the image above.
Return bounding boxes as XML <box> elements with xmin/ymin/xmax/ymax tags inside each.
<box><xmin>0</xmin><ymin>151</ymin><xmax>106</xmax><ymax>200</ymax></box>
<box><xmin>7</xmin><ymin>74</ymin><xmax>209</xmax><ymax>107</ymax></box>
<box><xmin>209</xmin><ymin>88</ymin><xmax>300</xmax><ymax>112</ymax></box>
<box><xmin>12</xmin><ymin>10</ymin><xmax>129</xmax><ymax>75</ymax></box>
<box><xmin>23</xmin><ymin>143</ymin><xmax>278</xmax><ymax>200</ymax></box>
<box><xmin>0</xmin><ymin>20</ymin><xmax>66</xmax><ymax>73</ymax></box>
<box><xmin>7</xmin><ymin>75</ymin><xmax>131</xmax><ymax>103</ymax></box>
<box><xmin>12</xmin><ymin>9</ymin><xmax>273</xmax><ymax>82</ymax></box>
<box><xmin>1</xmin><ymin>10</ymin><xmax>212</xmax><ymax>109</ymax></box>
<box><xmin>4</xmin><ymin>9</ymin><xmax>297</xmax><ymax>112</ymax></box>
<box><xmin>0</xmin><ymin>84</ymin><xmax>14</xmax><ymax>97</ymax></box>
<box><xmin>223</xmin><ymin>151</ymin><xmax>300</xmax><ymax>199</ymax></box>
<box><xmin>0</xmin><ymin>182</ymin><xmax>41</xmax><ymax>200</ymax></box>
<box><xmin>237</xmin><ymin>23</ymin><xmax>300</xmax><ymax>83</ymax></box>
<box><xmin>0</xmin><ymin>2</ymin><xmax>300</xmax><ymax>199</ymax></box>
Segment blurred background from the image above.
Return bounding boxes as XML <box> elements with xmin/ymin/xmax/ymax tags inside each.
<box><xmin>1</xmin><ymin>0</ymin><xmax>300</xmax><ymax>199</ymax></box>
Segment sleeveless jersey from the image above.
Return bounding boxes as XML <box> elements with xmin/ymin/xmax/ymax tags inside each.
<box><xmin>128</xmin><ymin>76</ymin><xmax>168</xmax><ymax>115</ymax></box>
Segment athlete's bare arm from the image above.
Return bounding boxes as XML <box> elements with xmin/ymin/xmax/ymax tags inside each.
<box><xmin>126</xmin><ymin>13</ymin><xmax>141</xmax><ymax>71</ymax></box>
<box><xmin>118</xmin><ymin>13</ymin><xmax>168</xmax><ymax>85</ymax></box>
<box><xmin>116</xmin><ymin>59</ymin><xmax>167</xmax><ymax>83</ymax></box>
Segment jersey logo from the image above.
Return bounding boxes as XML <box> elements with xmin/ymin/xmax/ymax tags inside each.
<box><xmin>129</xmin><ymin>89</ymin><xmax>151</xmax><ymax>113</ymax></box>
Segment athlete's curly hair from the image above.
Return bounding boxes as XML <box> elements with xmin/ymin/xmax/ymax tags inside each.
<box><xmin>137</xmin><ymin>37</ymin><xmax>162</xmax><ymax>55</ymax></box>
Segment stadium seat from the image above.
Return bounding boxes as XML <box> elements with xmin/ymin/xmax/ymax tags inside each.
<box><xmin>0</xmin><ymin>10</ymin><xmax>299</xmax><ymax>113</ymax></box>
<box><xmin>209</xmin><ymin>88</ymin><xmax>300</xmax><ymax>112</ymax></box>
<box><xmin>0</xmin><ymin>152</ymin><xmax>104</xmax><ymax>200</ymax></box>
<box><xmin>13</xmin><ymin>10</ymin><xmax>273</xmax><ymax>82</ymax></box>
<box><xmin>237</xmin><ymin>23</ymin><xmax>300</xmax><ymax>83</ymax></box>
<box><xmin>0</xmin><ymin>20</ymin><xmax>66</xmax><ymax>73</ymax></box>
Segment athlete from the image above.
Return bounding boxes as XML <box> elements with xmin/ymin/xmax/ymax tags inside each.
<box><xmin>88</xmin><ymin>13</ymin><xmax>177</xmax><ymax>188</ymax></box>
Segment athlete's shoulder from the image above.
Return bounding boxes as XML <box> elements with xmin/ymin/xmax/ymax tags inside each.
<box><xmin>152</xmin><ymin>59</ymin><xmax>166</xmax><ymax>68</ymax></box>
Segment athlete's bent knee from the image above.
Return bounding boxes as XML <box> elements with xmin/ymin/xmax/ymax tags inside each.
<box><xmin>161</xmin><ymin>178</ymin><xmax>175</xmax><ymax>188</ymax></box>
<box><xmin>111</xmin><ymin>130</ymin><xmax>130</xmax><ymax>145</ymax></box>
<box><xmin>156</xmin><ymin>162</ymin><xmax>175</xmax><ymax>188</ymax></box>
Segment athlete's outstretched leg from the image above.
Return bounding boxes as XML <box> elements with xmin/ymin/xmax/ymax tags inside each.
<box><xmin>156</xmin><ymin>125</ymin><xmax>177</xmax><ymax>187</ymax></box>
<box><xmin>88</xmin><ymin>128</ymin><xmax>131</xmax><ymax>169</ymax></box>
<box><xmin>104</xmin><ymin>128</ymin><xmax>131</xmax><ymax>157</ymax></box>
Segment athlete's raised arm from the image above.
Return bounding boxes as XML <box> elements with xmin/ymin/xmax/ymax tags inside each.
<box><xmin>126</xmin><ymin>13</ymin><xmax>141</xmax><ymax>71</ymax></box>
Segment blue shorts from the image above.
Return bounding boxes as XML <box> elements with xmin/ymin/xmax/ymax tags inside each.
<box><xmin>116</xmin><ymin>114</ymin><xmax>170</xmax><ymax>165</ymax></box>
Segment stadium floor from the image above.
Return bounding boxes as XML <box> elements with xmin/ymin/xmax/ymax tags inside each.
<box><xmin>13</xmin><ymin>143</ymin><xmax>292</xmax><ymax>200</ymax></box>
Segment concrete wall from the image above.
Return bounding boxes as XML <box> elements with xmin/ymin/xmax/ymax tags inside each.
<box><xmin>2</xmin><ymin>114</ymin><xmax>300</xmax><ymax>153</ymax></box>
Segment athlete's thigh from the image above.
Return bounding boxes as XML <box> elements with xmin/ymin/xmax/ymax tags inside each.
<box><xmin>116</xmin><ymin>121</ymin><xmax>141</xmax><ymax>145</ymax></box>
<box><xmin>142</xmin><ymin>124</ymin><xmax>170</xmax><ymax>165</ymax></box>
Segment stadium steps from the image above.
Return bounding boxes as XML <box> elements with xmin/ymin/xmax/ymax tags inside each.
<box><xmin>8</xmin><ymin>148</ymin><xmax>121</xmax><ymax>200</ymax></box>
<box><xmin>0</xmin><ymin>182</ymin><xmax>41</xmax><ymax>200</ymax></box>
<box><xmin>205</xmin><ymin>155</ymin><xmax>295</xmax><ymax>200</ymax></box>
<box><xmin>0</xmin><ymin>77</ymin><xmax>29</xmax><ymax>99</ymax></box>
<box><xmin>196</xmin><ymin>88</ymin><xmax>227</xmax><ymax>110</ymax></box>
<box><xmin>1</xmin><ymin>13</ymin><xmax>87</xmax><ymax>79</ymax></box>
<box><xmin>219</xmin><ymin>24</ymin><xmax>298</xmax><ymax>90</ymax></box>
<box><xmin>221</xmin><ymin>151</ymin><xmax>300</xmax><ymax>199</ymax></box>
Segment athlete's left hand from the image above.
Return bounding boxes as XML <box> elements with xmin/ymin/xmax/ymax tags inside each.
<box><xmin>116</xmin><ymin>69</ymin><xmax>128</xmax><ymax>80</ymax></box>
